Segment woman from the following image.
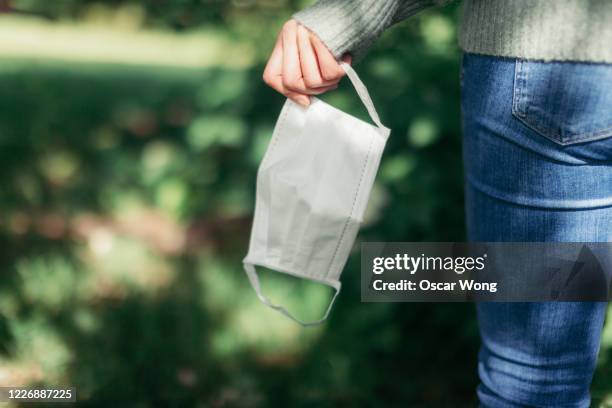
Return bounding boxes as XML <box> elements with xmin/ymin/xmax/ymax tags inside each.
<box><xmin>262</xmin><ymin>1</ymin><xmax>612</xmax><ymax>407</ymax></box>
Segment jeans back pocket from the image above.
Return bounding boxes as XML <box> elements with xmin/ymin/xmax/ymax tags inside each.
<box><xmin>512</xmin><ymin>60</ymin><xmax>612</xmax><ymax>146</ymax></box>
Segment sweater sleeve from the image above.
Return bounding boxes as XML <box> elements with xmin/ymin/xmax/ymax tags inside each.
<box><xmin>293</xmin><ymin>0</ymin><xmax>452</xmax><ymax>61</ymax></box>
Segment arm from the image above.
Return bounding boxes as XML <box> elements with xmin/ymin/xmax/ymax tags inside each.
<box><xmin>294</xmin><ymin>0</ymin><xmax>451</xmax><ymax>61</ymax></box>
<box><xmin>263</xmin><ymin>0</ymin><xmax>452</xmax><ymax>106</ymax></box>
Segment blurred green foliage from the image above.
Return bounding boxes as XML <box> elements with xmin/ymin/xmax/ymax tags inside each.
<box><xmin>0</xmin><ymin>1</ymin><xmax>611</xmax><ymax>407</ymax></box>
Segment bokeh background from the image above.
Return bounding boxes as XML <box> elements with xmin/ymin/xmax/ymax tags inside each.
<box><xmin>0</xmin><ymin>0</ymin><xmax>611</xmax><ymax>406</ymax></box>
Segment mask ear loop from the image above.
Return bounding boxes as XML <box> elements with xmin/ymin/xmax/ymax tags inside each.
<box><xmin>244</xmin><ymin>263</ymin><xmax>341</xmax><ymax>326</ymax></box>
<box><xmin>340</xmin><ymin>62</ymin><xmax>391</xmax><ymax>139</ymax></box>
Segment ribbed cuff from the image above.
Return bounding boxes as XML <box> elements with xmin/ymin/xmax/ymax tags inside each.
<box><xmin>293</xmin><ymin>0</ymin><xmax>433</xmax><ymax>62</ymax></box>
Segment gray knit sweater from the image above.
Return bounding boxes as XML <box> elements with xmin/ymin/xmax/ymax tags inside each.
<box><xmin>293</xmin><ymin>0</ymin><xmax>612</xmax><ymax>63</ymax></box>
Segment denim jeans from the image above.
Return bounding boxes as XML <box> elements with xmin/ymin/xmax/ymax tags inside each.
<box><xmin>461</xmin><ymin>53</ymin><xmax>612</xmax><ymax>408</ymax></box>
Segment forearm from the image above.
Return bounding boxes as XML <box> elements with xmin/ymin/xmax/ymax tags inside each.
<box><xmin>293</xmin><ymin>0</ymin><xmax>451</xmax><ymax>61</ymax></box>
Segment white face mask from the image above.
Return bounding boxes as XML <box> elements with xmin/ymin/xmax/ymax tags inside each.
<box><xmin>243</xmin><ymin>62</ymin><xmax>390</xmax><ymax>326</ymax></box>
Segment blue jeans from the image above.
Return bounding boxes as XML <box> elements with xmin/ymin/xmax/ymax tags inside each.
<box><xmin>461</xmin><ymin>53</ymin><xmax>612</xmax><ymax>408</ymax></box>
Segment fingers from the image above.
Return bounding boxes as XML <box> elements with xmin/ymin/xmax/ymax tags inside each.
<box><xmin>281</xmin><ymin>20</ymin><xmax>309</xmax><ymax>95</ymax></box>
<box><xmin>263</xmin><ymin>19</ymin><xmax>349</xmax><ymax>107</ymax></box>
<box><xmin>263</xmin><ymin>31</ymin><xmax>310</xmax><ymax>106</ymax></box>
<box><xmin>308</xmin><ymin>83</ymin><xmax>339</xmax><ymax>94</ymax></box>
<box><xmin>311</xmin><ymin>33</ymin><xmax>346</xmax><ymax>82</ymax></box>
<box><xmin>262</xmin><ymin>31</ymin><xmax>283</xmax><ymax>91</ymax></box>
<box><xmin>297</xmin><ymin>25</ymin><xmax>337</xmax><ymax>89</ymax></box>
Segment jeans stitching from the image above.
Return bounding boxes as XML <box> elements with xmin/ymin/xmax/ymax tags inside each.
<box><xmin>511</xmin><ymin>60</ymin><xmax>612</xmax><ymax>146</ymax></box>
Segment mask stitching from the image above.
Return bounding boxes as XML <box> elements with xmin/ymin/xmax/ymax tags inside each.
<box><xmin>260</xmin><ymin>101</ymin><xmax>293</xmax><ymax>167</ymax></box>
<box><xmin>257</xmin><ymin>102</ymin><xmax>292</xmax><ymax>261</ymax></box>
<box><xmin>324</xmin><ymin>133</ymin><xmax>375</xmax><ymax>280</ymax></box>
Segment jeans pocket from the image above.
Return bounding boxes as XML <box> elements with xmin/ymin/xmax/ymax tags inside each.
<box><xmin>512</xmin><ymin>59</ymin><xmax>612</xmax><ymax>146</ymax></box>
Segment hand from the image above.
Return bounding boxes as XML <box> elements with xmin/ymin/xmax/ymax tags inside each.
<box><xmin>263</xmin><ymin>19</ymin><xmax>352</xmax><ymax>107</ymax></box>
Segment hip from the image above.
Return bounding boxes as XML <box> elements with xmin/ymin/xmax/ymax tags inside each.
<box><xmin>461</xmin><ymin>53</ymin><xmax>612</xmax><ymax>210</ymax></box>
